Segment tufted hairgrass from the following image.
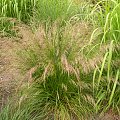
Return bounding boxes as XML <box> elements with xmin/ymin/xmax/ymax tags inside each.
<box><xmin>0</xmin><ymin>0</ymin><xmax>120</xmax><ymax>119</ymax></box>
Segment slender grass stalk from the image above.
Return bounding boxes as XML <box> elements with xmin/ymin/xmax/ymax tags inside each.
<box><xmin>108</xmin><ymin>70</ymin><xmax>119</xmax><ymax>107</ymax></box>
<box><xmin>97</xmin><ymin>52</ymin><xmax>108</xmax><ymax>88</ymax></box>
<box><xmin>0</xmin><ymin>0</ymin><xmax>36</xmax><ymax>22</ymax></box>
<box><xmin>107</xmin><ymin>40</ymin><xmax>114</xmax><ymax>91</ymax></box>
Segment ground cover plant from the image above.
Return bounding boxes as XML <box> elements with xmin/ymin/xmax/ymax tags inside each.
<box><xmin>0</xmin><ymin>0</ymin><xmax>120</xmax><ymax>120</ymax></box>
<box><xmin>0</xmin><ymin>0</ymin><xmax>36</xmax><ymax>22</ymax></box>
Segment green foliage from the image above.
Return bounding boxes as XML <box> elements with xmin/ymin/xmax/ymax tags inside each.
<box><xmin>32</xmin><ymin>0</ymin><xmax>80</xmax><ymax>28</ymax></box>
<box><xmin>0</xmin><ymin>0</ymin><xmax>120</xmax><ymax>119</ymax></box>
<box><xmin>23</xmin><ymin>70</ymin><xmax>93</xmax><ymax>120</ymax></box>
<box><xmin>35</xmin><ymin>0</ymin><xmax>69</xmax><ymax>21</ymax></box>
<box><xmin>0</xmin><ymin>0</ymin><xmax>36</xmax><ymax>23</ymax></box>
<box><xmin>4</xmin><ymin>23</ymin><xmax>96</xmax><ymax>119</ymax></box>
<box><xmin>93</xmin><ymin>41</ymin><xmax>120</xmax><ymax>113</ymax></box>
<box><xmin>0</xmin><ymin>17</ymin><xmax>17</xmax><ymax>37</ymax></box>
<box><xmin>0</xmin><ymin>0</ymin><xmax>36</xmax><ymax>37</ymax></box>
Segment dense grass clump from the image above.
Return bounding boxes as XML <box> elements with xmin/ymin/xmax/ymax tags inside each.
<box><xmin>0</xmin><ymin>0</ymin><xmax>36</xmax><ymax>23</ymax></box>
<box><xmin>0</xmin><ymin>18</ymin><xmax>17</xmax><ymax>37</ymax></box>
<box><xmin>0</xmin><ymin>0</ymin><xmax>120</xmax><ymax>120</ymax></box>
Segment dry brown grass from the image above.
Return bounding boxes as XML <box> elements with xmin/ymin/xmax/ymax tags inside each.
<box><xmin>0</xmin><ymin>22</ymin><xmax>36</xmax><ymax>109</ymax></box>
